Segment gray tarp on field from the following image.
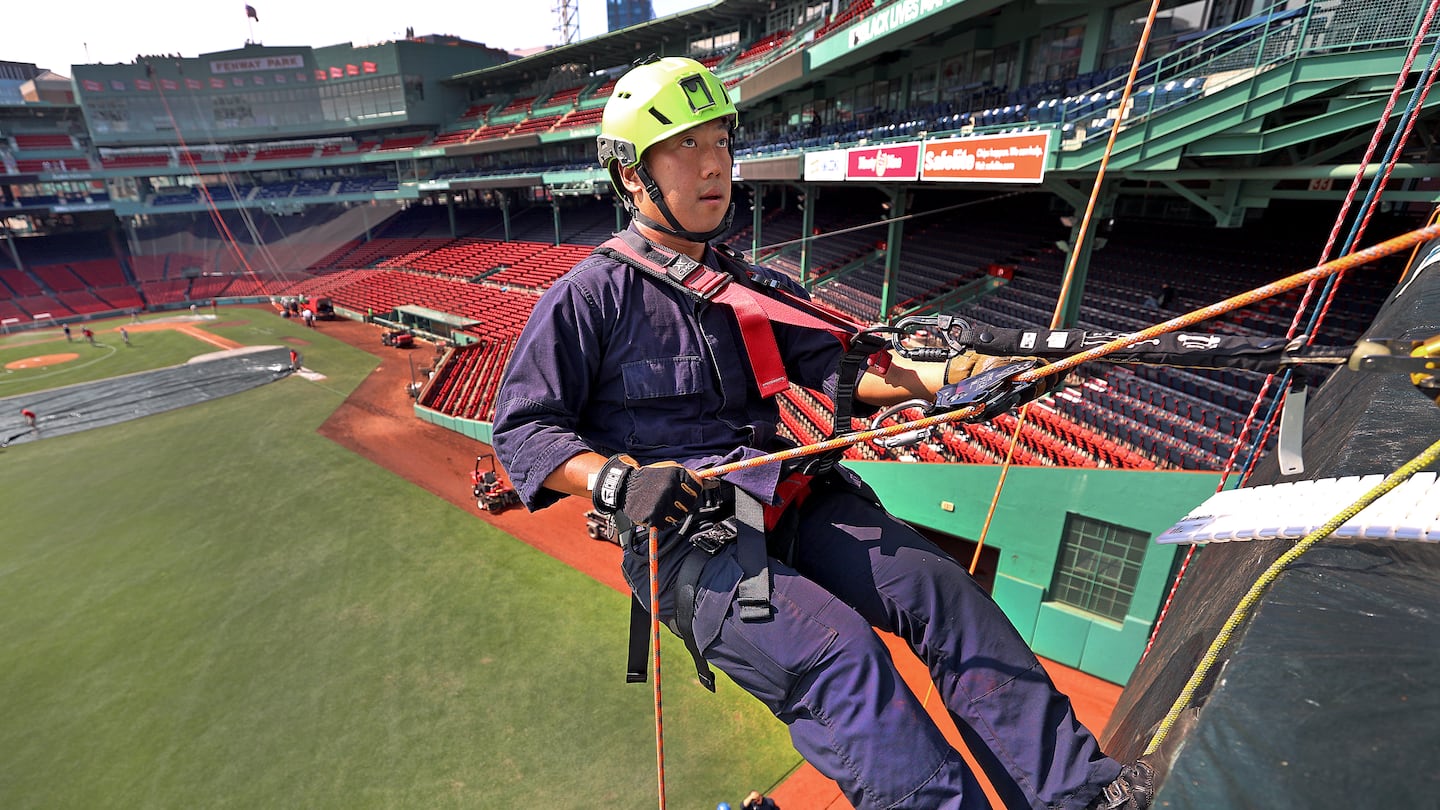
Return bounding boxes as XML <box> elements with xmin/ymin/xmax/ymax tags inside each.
<box><xmin>0</xmin><ymin>345</ymin><xmax>294</xmax><ymax>446</ymax></box>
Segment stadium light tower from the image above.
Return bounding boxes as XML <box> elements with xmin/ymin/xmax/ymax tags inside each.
<box><xmin>554</xmin><ymin>0</ymin><xmax>580</xmax><ymax>45</ymax></box>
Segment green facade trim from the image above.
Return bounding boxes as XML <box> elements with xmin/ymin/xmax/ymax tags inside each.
<box><xmin>847</xmin><ymin>460</ymin><xmax>1221</xmax><ymax>683</ymax></box>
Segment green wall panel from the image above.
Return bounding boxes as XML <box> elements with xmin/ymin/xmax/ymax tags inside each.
<box><xmin>1033</xmin><ymin>604</ymin><xmax>1092</xmax><ymax>668</ymax></box>
<box><xmin>992</xmin><ymin>574</ymin><xmax>1044</xmax><ymax>638</ymax></box>
<box><xmin>846</xmin><ymin>459</ymin><xmax>1218</xmax><ymax>683</ymax></box>
<box><xmin>1080</xmin><ymin>616</ymin><xmax>1154</xmax><ymax>685</ymax></box>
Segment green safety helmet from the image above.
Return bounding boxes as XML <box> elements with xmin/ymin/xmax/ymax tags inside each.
<box><xmin>597</xmin><ymin>55</ymin><xmax>737</xmax><ymax>241</ymax></box>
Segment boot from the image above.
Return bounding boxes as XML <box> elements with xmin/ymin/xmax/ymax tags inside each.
<box><xmin>1091</xmin><ymin>760</ymin><xmax>1155</xmax><ymax>810</ymax></box>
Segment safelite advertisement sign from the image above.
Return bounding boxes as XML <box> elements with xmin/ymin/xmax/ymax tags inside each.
<box><xmin>846</xmin><ymin>142</ymin><xmax>921</xmax><ymax>181</ymax></box>
<box><xmin>921</xmin><ymin>131</ymin><xmax>1051</xmax><ymax>184</ymax></box>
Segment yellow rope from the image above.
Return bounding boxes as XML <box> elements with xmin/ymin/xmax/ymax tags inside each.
<box><xmin>1143</xmin><ymin>436</ymin><xmax>1440</xmax><ymax>757</ymax></box>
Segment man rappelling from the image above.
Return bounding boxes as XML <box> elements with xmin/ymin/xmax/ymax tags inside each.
<box><xmin>492</xmin><ymin>55</ymin><xmax>1152</xmax><ymax>810</ymax></box>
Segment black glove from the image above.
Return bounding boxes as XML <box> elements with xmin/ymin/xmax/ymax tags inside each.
<box><xmin>592</xmin><ymin>453</ymin><xmax>702</xmax><ymax>529</ymax></box>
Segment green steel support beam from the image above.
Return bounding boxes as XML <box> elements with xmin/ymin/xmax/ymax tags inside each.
<box><xmin>1043</xmin><ymin>179</ymin><xmax>1091</xmax><ymax>212</ymax></box>
<box><xmin>880</xmin><ymin>188</ymin><xmax>907</xmax><ymax>319</ymax></box>
<box><xmin>447</xmin><ymin>196</ymin><xmax>457</xmax><ymax>239</ymax></box>
<box><xmin>799</xmin><ymin>184</ymin><xmax>816</xmax><ymax>285</ymax></box>
<box><xmin>500</xmin><ymin>193</ymin><xmax>511</xmax><ymax>242</ymax></box>
<box><xmin>1160</xmin><ymin>179</ymin><xmax>1228</xmax><ymax>224</ymax></box>
<box><xmin>752</xmin><ymin>183</ymin><xmax>763</xmax><ymax>258</ymax></box>
<box><xmin>552</xmin><ymin>196</ymin><xmax>562</xmax><ymax>246</ymax></box>
<box><xmin>1054</xmin><ymin>188</ymin><xmax>1114</xmax><ymax>329</ymax></box>
<box><xmin>1188</xmin><ymin>91</ymin><xmax>1440</xmax><ymax>157</ymax></box>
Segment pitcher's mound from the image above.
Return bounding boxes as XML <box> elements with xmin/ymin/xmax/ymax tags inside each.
<box><xmin>6</xmin><ymin>353</ymin><xmax>80</xmax><ymax>370</ymax></box>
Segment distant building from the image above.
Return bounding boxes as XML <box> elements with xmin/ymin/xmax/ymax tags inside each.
<box><xmin>22</xmin><ymin>71</ymin><xmax>75</xmax><ymax>104</ymax></box>
<box><xmin>0</xmin><ymin>60</ymin><xmax>43</xmax><ymax>82</ymax></box>
<box><xmin>607</xmin><ymin>0</ymin><xmax>655</xmax><ymax>32</ymax></box>
<box><xmin>0</xmin><ymin>60</ymin><xmax>44</xmax><ymax>105</ymax></box>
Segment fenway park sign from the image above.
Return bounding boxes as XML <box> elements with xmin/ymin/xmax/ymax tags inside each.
<box><xmin>210</xmin><ymin>55</ymin><xmax>305</xmax><ymax>74</ymax></box>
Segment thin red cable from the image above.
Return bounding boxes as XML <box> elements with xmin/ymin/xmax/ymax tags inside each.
<box><xmin>1141</xmin><ymin>3</ymin><xmax>1440</xmax><ymax>657</ymax></box>
<box><xmin>153</xmin><ymin>72</ymin><xmax>278</xmax><ymax>303</ymax></box>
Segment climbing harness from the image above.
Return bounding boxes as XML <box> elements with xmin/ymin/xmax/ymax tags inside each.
<box><xmin>597</xmin><ymin>230</ymin><xmax>890</xmax><ymax>695</ymax></box>
<box><xmin>596</xmin><ymin>229</ymin><xmax>879</xmax><ymax>396</ymax></box>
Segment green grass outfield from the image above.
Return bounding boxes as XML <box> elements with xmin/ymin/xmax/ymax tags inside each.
<box><xmin>0</xmin><ymin>310</ymin><xmax>801</xmax><ymax>809</ymax></box>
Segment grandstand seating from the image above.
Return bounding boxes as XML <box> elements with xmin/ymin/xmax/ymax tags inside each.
<box><xmin>30</xmin><ymin>263</ymin><xmax>87</xmax><ymax>292</ymax></box>
<box><xmin>508</xmin><ymin>114</ymin><xmax>563</xmax><ymax>137</ymax></box>
<box><xmin>815</xmin><ymin>0</ymin><xmax>874</xmax><ymax>41</ymax></box>
<box><xmin>555</xmin><ymin>107</ymin><xmax>604</xmax><ymax>130</ymax></box>
<box><xmin>99</xmin><ymin>153</ymin><xmax>172</xmax><ymax>169</ymax></box>
<box><xmin>254</xmin><ymin>144</ymin><xmax>320</xmax><ymax>161</ymax></box>
<box><xmin>375</xmin><ymin>134</ymin><xmax>430</xmax><ymax>151</ymax></box>
<box><xmin>496</xmin><ymin>96</ymin><xmax>535</xmax><ymax>117</ymax></box>
<box><xmin>12</xmin><ymin>157</ymin><xmax>91</xmax><ymax>173</ymax></box>
<box><xmin>585</xmin><ymin>79</ymin><xmax>617</xmax><ymax>100</ymax></box>
<box><xmin>0</xmin><ymin>268</ymin><xmax>44</xmax><ymax>296</ymax></box>
<box><xmin>541</xmin><ymin>84</ymin><xmax>585</xmax><ymax>109</ymax></box>
<box><xmin>729</xmin><ymin>30</ymin><xmax>791</xmax><ymax>68</ymax></box>
<box><xmin>12</xmin><ymin>133</ymin><xmax>76</xmax><ymax>150</ymax></box>
<box><xmin>431</xmin><ymin>129</ymin><xmax>479</xmax><ymax>146</ymax></box>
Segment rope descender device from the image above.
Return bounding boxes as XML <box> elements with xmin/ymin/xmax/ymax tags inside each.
<box><xmin>931</xmin><ymin>359</ymin><xmax>1046</xmax><ymax>421</ymax></box>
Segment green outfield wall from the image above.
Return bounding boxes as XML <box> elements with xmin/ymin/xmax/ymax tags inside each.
<box><xmin>849</xmin><ymin>460</ymin><xmax>1223</xmax><ymax>683</ymax></box>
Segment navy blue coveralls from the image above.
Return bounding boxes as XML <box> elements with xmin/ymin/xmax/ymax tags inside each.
<box><xmin>492</xmin><ymin>227</ymin><xmax>1121</xmax><ymax>810</ymax></box>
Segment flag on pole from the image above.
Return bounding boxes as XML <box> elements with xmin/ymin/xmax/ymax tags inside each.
<box><xmin>245</xmin><ymin>5</ymin><xmax>258</xmax><ymax>21</ymax></box>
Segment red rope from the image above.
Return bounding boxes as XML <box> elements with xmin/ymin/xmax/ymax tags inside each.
<box><xmin>1141</xmin><ymin>2</ymin><xmax>1440</xmax><ymax>657</ymax></box>
<box><xmin>153</xmin><ymin>71</ymin><xmax>278</xmax><ymax>301</ymax></box>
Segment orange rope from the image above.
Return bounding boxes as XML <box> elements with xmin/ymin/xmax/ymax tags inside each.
<box><xmin>969</xmin><ymin>408</ymin><xmax>1026</xmax><ymax>575</ymax></box>
<box><xmin>968</xmin><ymin>0</ymin><xmax>1164</xmax><ymax>575</ymax></box>
<box><xmin>697</xmin><ymin>221</ymin><xmax>1440</xmax><ymax>482</ymax></box>
<box><xmin>649</xmin><ymin>524</ymin><xmax>668</xmax><ymax>810</ymax></box>
<box><xmin>1051</xmin><ymin>0</ymin><xmax>1164</xmax><ymax>319</ymax></box>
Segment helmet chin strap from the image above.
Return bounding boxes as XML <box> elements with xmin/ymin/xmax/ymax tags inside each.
<box><xmin>629</xmin><ymin>164</ymin><xmax>735</xmax><ymax>243</ymax></box>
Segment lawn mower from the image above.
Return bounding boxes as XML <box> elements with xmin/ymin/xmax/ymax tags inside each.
<box><xmin>471</xmin><ymin>453</ymin><xmax>520</xmax><ymax>513</ymax></box>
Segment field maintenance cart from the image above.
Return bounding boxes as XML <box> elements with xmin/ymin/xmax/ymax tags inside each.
<box><xmin>583</xmin><ymin>509</ymin><xmax>619</xmax><ymax>545</ymax></box>
<box><xmin>472</xmin><ymin>453</ymin><xmax>520</xmax><ymax>513</ymax></box>
<box><xmin>381</xmin><ymin>328</ymin><xmax>415</xmax><ymax>348</ymax></box>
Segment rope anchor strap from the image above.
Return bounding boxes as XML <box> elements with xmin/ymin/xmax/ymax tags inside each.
<box><xmin>697</xmin><ymin>221</ymin><xmax>1440</xmax><ymax>482</ymax></box>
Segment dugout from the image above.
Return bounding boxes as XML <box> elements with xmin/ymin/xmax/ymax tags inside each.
<box><xmin>389</xmin><ymin>305</ymin><xmax>482</xmax><ymax>345</ymax></box>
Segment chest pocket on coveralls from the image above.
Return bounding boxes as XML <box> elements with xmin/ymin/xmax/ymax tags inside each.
<box><xmin>620</xmin><ymin>355</ymin><xmax>706</xmax><ymax>448</ymax></box>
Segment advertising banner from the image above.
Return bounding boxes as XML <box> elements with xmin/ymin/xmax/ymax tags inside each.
<box><xmin>803</xmin><ymin>149</ymin><xmax>847</xmax><ymax>181</ymax></box>
<box><xmin>846</xmin><ymin>142</ymin><xmax>921</xmax><ymax>181</ymax></box>
<box><xmin>921</xmin><ymin>131</ymin><xmax>1051</xmax><ymax>184</ymax></box>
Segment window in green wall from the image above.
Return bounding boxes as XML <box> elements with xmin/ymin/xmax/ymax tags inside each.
<box><xmin>1050</xmin><ymin>513</ymin><xmax>1148</xmax><ymax>622</ymax></box>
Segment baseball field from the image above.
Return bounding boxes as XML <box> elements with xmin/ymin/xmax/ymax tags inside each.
<box><xmin>0</xmin><ymin>309</ymin><xmax>801</xmax><ymax>809</ymax></box>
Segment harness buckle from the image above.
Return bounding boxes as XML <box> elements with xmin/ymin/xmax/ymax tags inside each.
<box><xmin>689</xmin><ymin>516</ymin><xmax>738</xmax><ymax>554</ymax></box>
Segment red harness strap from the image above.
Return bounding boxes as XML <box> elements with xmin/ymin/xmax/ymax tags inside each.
<box><xmin>599</xmin><ymin>234</ymin><xmax>861</xmax><ymax>398</ymax></box>
<box><xmin>763</xmin><ymin>472</ymin><xmax>815</xmax><ymax>531</ymax></box>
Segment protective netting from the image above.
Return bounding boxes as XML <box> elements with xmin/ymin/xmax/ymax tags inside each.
<box><xmin>1102</xmin><ymin>244</ymin><xmax>1440</xmax><ymax>807</ymax></box>
<box><xmin>1</xmin><ymin>346</ymin><xmax>294</xmax><ymax>447</ymax></box>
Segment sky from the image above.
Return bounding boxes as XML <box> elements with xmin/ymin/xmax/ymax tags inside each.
<box><xmin>1</xmin><ymin>0</ymin><xmax>710</xmax><ymax>75</ymax></box>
